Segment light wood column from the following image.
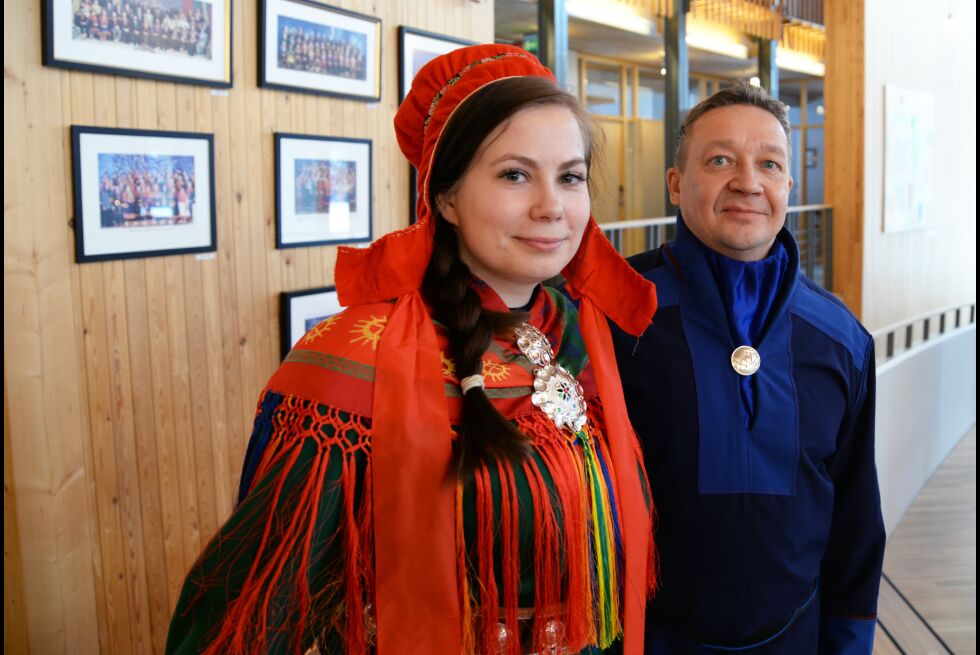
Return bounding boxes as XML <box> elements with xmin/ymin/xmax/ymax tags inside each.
<box><xmin>824</xmin><ymin>0</ymin><xmax>865</xmax><ymax>316</ymax></box>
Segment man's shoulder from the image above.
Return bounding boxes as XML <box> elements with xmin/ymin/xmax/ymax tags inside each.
<box><xmin>625</xmin><ymin>247</ymin><xmax>667</xmax><ymax>276</ymax></box>
<box><xmin>626</xmin><ymin>247</ymin><xmax>681</xmax><ymax>308</ymax></box>
<box><xmin>790</xmin><ymin>276</ymin><xmax>872</xmax><ymax>367</ymax></box>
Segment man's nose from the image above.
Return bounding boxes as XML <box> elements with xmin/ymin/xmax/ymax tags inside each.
<box><xmin>729</xmin><ymin>162</ymin><xmax>764</xmax><ymax>194</ymax></box>
<box><xmin>530</xmin><ymin>181</ymin><xmax>564</xmax><ymax>220</ymax></box>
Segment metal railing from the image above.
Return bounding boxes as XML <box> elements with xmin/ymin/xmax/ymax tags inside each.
<box><xmin>871</xmin><ymin>303</ymin><xmax>977</xmax><ymax>366</ymax></box>
<box><xmin>598</xmin><ymin>204</ymin><xmax>834</xmax><ymax>290</ymax></box>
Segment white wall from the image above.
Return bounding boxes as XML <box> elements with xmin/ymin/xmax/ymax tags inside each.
<box><xmin>862</xmin><ymin>0</ymin><xmax>977</xmax><ymax>331</ymax></box>
<box><xmin>875</xmin><ymin>326</ymin><xmax>977</xmax><ymax>534</ymax></box>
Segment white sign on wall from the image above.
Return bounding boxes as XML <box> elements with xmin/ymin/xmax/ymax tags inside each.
<box><xmin>883</xmin><ymin>85</ymin><xmax>935</xmax><ymax>232</ymax></box>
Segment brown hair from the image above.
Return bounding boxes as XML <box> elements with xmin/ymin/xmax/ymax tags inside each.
<box><xmin>674</xmin><ymin>79</ymin><xmax>791</xmax><ymax>169</ymax></box>
<box><xmin>421</xmin><ymin>76</ymin><xmax>597</xmax><ymax>474</ymax></box>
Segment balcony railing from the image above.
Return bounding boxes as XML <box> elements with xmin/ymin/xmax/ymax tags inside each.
<box><xmin>871</xmin><ymin>303</ymin><xmax>978</xmax><ymax>366</ymax></box>
<box><xmin>598</xmin><ymin>203</ymin><xmax>834</xmax><ymax>289</ymax></box>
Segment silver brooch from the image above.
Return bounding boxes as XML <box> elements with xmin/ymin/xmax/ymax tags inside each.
<box><xmin>515</xmin><ymin>323</ymin><xmax>588</xmax><ymax>432</ymax></box>
<box><xmin>731</xmin><ymin>345</ymin><xmax>761</xmax><ymax>376</ymax></box>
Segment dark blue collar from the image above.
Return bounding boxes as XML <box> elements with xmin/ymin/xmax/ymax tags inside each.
<box><xmin>665</xmin><ymin>213</ymin><xmax>801</xmax><ymax>346</ymax></box>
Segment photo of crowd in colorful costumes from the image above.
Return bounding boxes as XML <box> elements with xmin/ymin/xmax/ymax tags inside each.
<box><xmin>166</xmin><ymin>44</ymin><xmax>658</xmax><ymax>655</ymax></box>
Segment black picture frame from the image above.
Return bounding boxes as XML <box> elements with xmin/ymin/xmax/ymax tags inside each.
<box><xmin>398</xmin><ymin>26</ymin><xmax>476</xmax><ymax>101</ymax></box>
<box><xmin>42</xmin><ymin>0</ymin><xmax>233</xmax><ymax>88</ymax></box>
<box><xmin>281</xmin><ymin>285</ymin><xmax>344</xmax><ymax>358</ymax></box>
<box><xmin>260</xmin><ymin>0</ymin><xmax>381</xmax><ymax>101</ymax></box>
<box><xmin>275</xmin><ymin>132</ymin><xmax>373</xmax><ymax>248</ymax></box>
<box><xmin>71</xmin><ymin>125</ymin><xmax>217</xmax><ymax>263</ymax></box>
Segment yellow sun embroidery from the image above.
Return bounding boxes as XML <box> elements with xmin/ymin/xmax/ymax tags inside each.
<box><xmin>481</xmin><ymin>359</ymin><xmax>510</xmax><ymax>383</ymax></box>
<box><xmin>440</xmin><ymin>351</ymin><xmax>456</xmax><ymax>378</ymax></box>
<box><xmin>302</xmin><ymin>314</ymin><xmax>342</xmax><ymax>344</ymax></box>
<box><xmin>350</xmin><ymin>315</ymin><xmax>388</xmax><ymax>350</ymax></box>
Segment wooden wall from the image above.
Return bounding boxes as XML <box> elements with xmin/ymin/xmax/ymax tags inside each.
<box><xmin>3</xmin><ymin>1</ymin><xmax>494</xmax><ymax>653</ymax></box>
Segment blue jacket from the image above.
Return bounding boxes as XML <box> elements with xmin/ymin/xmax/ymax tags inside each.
<box><xmin>611</xmin><ymin>217</ymin><xmax>885</xmax><ymax>654</ymax></box>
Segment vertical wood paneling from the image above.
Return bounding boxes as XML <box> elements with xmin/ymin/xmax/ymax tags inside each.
<box><xmin>4</xmin><ymin>1</ymin><xmax>494</xmax><ymax>652</ymax></box>
<box><xmin>824</xmin><ymin>0</ymin><xmax>865</xmax><ymax>316</ymax></box>
<box><xmin>4</xmin><ymin>376</ymin><xmax>30</xmax><ymax>655</ymax></box>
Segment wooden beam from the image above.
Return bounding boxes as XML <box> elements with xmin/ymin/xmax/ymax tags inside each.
<box><xmin>824</xmin><ymin>0</ymin><xmax>865</xmax><ymax>316</ymax></box>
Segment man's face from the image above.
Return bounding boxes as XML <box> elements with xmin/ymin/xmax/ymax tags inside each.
<box><xmin>667</xmin><ymin>104</ymin><xmax>793</xmax><ymax>261</ymax></box>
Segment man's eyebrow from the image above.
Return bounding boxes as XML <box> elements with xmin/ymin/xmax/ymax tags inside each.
<box><xmin>489</xmin><ymin>154</ymin><xmax>587</xmax><ymax>168</ymax></box>
<box><xmin>701</xmin><ymin>140</ymin><xmax>788</xmax><ymax>157</ymax></box>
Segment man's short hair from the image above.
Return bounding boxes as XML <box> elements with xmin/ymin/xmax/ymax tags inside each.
<box><xmin>674</xmin><ymin>80</ymin><xmax>792</xmax><ymax>169</ymax></box>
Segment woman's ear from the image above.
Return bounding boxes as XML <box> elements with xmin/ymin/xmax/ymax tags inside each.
<box><xmin>436</xmin><ymin>192</ymin><xmax>459</xmax><ymax>226</ymax></box>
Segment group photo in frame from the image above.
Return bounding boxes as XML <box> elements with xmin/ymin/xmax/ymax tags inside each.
<box><xmin>260</xmin><ymin>0</ymin><xmax>381</xmax><ymax>101</ymax></box>
<box><xmin>43</xmin><ymin>0</ymin><xmax>232</xmax><ymax>87</ymax></box>
<box><xmin>71</xmin><ymin>125</ymin><xmax>216</xmax><ymax>263</ymax></box>
<box><xmin>275</xmin><ymin>133</ymin><xmax>373</xmax><ymax>248</ymax></box>
<box><xmin>398</xmin><ymin>26</ymin><xmax>475</xmax><ymax>101</ymax></box>
<box><xmin>281</xmin><ymin>286</ymin><xmax>344</xmax><ymax>358</ymax></box>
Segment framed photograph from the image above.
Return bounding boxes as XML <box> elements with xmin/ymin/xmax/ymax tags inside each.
<box><xmin>43</xmin><ymin>0</ymin><xmax>232</xmax><ymax>87</ymax></box>
<box><xmin>398</xmin><ymin>26</ymin><xmax>475</xmax><ymax>101</ymax></box>
<box><xmin>260</xmin><ymin>0</ymin><xmax>381</xmax><ymax>101</ymax></box>
<box><xmin>71</xmin><ymin>125</ymin><xmax>216</xmax><ymax>263</ymax></box>
<box><xmin>275</xmin><ymin>133</ymin><xmax>372</xmax><ymax>248</ymax></box>
<box><xmin>281</xmin><ymin>286</ymin><xmax>344</xmax><ymax>358</ymax></box>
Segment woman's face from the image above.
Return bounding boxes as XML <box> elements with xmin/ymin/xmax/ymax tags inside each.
<box><xmin>437</xmin><ymin>104</ymin><xmax>591</xmax><ymax>308</ymax></box>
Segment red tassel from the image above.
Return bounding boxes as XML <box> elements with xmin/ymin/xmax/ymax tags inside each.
<box><xmin>495</xmin><ymin>458</ymin><xmax>520</xmax><ymax>654</ymax></box>
<box><xmin>183</xmin><ymin>398</ymin><xmax>373</xmax><ymax>655</ymax></box>
<box><xmin>521</xmin><ymin>452</ymin><xmax>561</xmax><ymax>653</ymax></box>
<box><xmin>474</xmin><ymin>463</ymin><xmax>500</xmax><ymax>655</ymax></box>
<box><xmin>516</xmin><ymin>415</ymin><xmax>594</xmax><ymax>651</ymax></box>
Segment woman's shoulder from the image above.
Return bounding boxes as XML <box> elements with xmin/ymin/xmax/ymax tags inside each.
<box><xmin>266</xmin><ymin>301</ymin><xmax>397</xmax><ymax>416</ymax></box>
<box><xmin>293</xmin><ymin>301</ymin><xmax>396</xmax><ymax>360</ymax></box>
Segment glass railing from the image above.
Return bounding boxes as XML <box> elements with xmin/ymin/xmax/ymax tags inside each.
<box><xmin>598</xmin><ymin>204</ymin><xmax>834</xmax><ymax>289</ymax></box>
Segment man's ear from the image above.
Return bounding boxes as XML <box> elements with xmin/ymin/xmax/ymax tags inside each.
<box><xmin>666</xmin><ymin>167</ymin><xmax>682</xmax><ymax>206</ymax></box>
<box><xmin>436</xmin><ymin>192</ymin><xmax>459</xmax><ymax>226</ymax></box>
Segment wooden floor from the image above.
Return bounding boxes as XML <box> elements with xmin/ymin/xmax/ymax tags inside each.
<box><xmin>874</xmin><ymin>426</ymin><xmax>976</xmax><ymax>655</ymax></box>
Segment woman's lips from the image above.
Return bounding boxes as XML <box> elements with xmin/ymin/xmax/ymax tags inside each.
<box><xmin>515</xmin><ymin>236</ymin><xmax>566</xmax><ymax>252</ymax></box>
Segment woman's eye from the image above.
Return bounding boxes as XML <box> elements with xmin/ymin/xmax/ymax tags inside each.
<box><xmin>501</xmin><ymin>169</ymin><xmax>526</xmax><ymax>182</ymax></box>
<box><xmin>560</xmin><ymin>172</ymin><xmax>586</xmax><ymax>184</ymax></box>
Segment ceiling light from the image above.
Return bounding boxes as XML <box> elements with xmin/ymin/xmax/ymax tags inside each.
<box><xmin>776</xmin><ymin>50</ymin><xmax>825</xmax><ymax>77</ymax></box>
<box><xmin>685</xmin><ymin>20</ymin><xmax>750</xmax><ymax>59</ymax></box>
<box><xmin>565</xmin><ymin>0</ymin><xmax>655</xmax><ymax>36</ymax></box>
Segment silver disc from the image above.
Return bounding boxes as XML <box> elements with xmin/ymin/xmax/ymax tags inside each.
<box><xmin>731</xmin><ymin>345</ymin><xmax>761</xmax><ymax>376</ymax></box>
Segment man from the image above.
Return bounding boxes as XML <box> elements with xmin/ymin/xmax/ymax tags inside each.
<box><xmin>611</xmin><ymin>82</ymin><xmax>885</xmax><ymax>653</ymax></box>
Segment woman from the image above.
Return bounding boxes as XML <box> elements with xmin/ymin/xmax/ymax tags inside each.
<box><xmin>167</xmin><ymin>44</ymin><xmax>657</xmax><ymax>654</ymax></box>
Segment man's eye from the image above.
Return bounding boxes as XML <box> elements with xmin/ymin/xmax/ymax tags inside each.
<box><xmin>762</xmin><ymin>160</ymin><xmax>780</xmax><ymax>170</ymax></box>
<box><xmin>710</xmin><ymin>156</ymin><xmax>728</xmax><ymax>166</ymax></box>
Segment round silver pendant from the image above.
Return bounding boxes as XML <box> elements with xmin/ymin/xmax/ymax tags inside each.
<box><xmin>731</xmin><ymin>345</ymin><xmax>761</xmax><ymax>376</ymax></box>
<box><xmin>515</xmin><ymin>323</ymin><xmax>588</xmax><ymax>432</ymax></box>
<box><xmin>531</xmin><ymin>363</ymin><xmax>588</xmax><ymax>432</ymax></box>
